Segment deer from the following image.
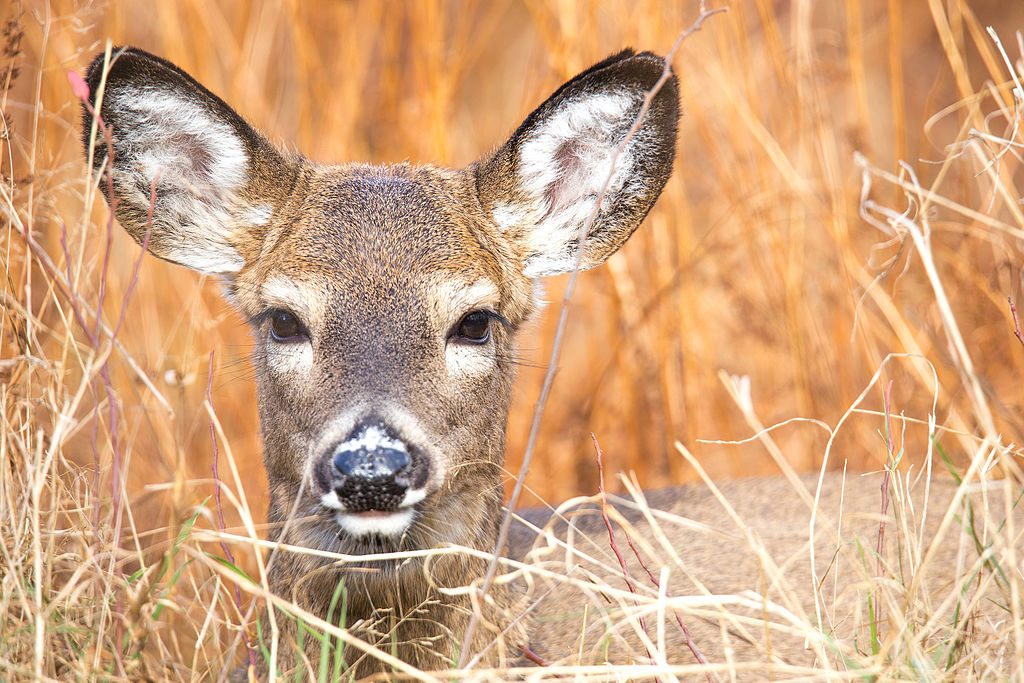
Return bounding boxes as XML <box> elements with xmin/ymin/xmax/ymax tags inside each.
<box><xmin>82</xmin><ymin>46</ymin><xmax>1020</xmax><ymax>679</ymax></box>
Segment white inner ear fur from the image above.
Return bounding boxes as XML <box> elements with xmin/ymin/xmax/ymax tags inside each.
<box><xmin>109</xmin><ymin>87</ymin><xmax>251</xmax><ymax>274</ymax></box>
<box><xmin>117</xmin><ymin>88</ymin><xmax>248</xmax><ymax>191</ymax></box>
<box><xmin>493</xmin><ymin>90</ymin><xmax>638</xmax><ymax>278</ymax></box>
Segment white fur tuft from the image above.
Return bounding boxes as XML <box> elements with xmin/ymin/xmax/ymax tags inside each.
<box><xmin>492</xmin><ymin>203</ymin><xmax>528</xmax><ymax>232</ymax></box>
<box><xmin>264</xmin><ymin>336</ymin><xmax>313</xmax><ymax>375</ymax></box>
<box><xmin>261</xmin><ymin>276</ymin><xmax>311</xmax><ymax>319</ymax></box>
<box><xmin>261</xmin><ymin>276</ymin><xmax>314</xmax><ymax>376</ymax></box>
<box><xmin>245</xmin><ymin>204</ymin><xmax>273</xmax><ymax>226</ymax></box>
<box><xmin>334</xmin><ymin>508</ymin><xmax>416</xmax><ymax>537</ymax></box>
<box><xmin>435</xmin><ymin>278</ymin><xmax>500</xmax><ymax>377</ymax></box>
<box><xmin>446</xmin><ymin>343</ymin><xmax>496</xmax><ymax>377</ymax></box>
<box><xmin>117</xmin><ymin>88</ymin><xmax>248</xmax><ymax>191</ymax></box>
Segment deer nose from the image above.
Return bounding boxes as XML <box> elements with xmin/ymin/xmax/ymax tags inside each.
<box><xmin>331</xmin><ymin>424</ymin><xmax>412</xmax><ymax>513</ymax></box>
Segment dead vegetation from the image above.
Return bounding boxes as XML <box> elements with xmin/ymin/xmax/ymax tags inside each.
<box><xmin>2</xmin><ymin>0</ymin><xmax>1023</xmax><ymax>679</ymax></box>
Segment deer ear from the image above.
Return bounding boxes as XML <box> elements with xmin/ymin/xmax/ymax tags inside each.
<box><xmin>475</xmin><ymin>50</ymin><xmax>678</xmax><ymax>279</ymax></box>
<box><xmin>82</xmin><ymin>47</ymin><xmax>294</xmax><ymax>276</ymax></box>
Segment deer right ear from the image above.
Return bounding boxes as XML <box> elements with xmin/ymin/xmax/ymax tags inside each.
<box><xmin>475</xmin><ymin>50</ymin><xmax>678</xmax><ymax>279</ymax></box>
<box><xmin>82</xmin><ymin>47</ymin><xmax>294</xmax><ymax>276</ymax></box>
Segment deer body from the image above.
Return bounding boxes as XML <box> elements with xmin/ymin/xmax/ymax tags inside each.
<box><xmin>83</xmin><ymin>48</ymin><xmax>1017</xmax><ymax>679</ymax></box>
<box><xmin>511</xmin><ymin>472</ymin><xmax>981</xmax><ymax>672</ymax></box>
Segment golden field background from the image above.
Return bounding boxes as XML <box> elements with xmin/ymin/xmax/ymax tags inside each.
<box><xmin>9</xmin><ymin>0</ymin><xmax>1024</xmax><ymax>510</ymax></box>
<box><xmin>3</xmin><ymin>0</ymin><xmax>1024</xmax><ymax>678</ymax></box>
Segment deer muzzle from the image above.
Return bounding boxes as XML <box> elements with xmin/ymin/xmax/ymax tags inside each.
<box><xmin>332</xmin><ymin>426</ymin><xmax>411</xmax><ymax>512</ymax></box>
<box><xmin>319</xmin><ymin>421</ymin><xmax>429</xmax><ymax>538</ymax></box>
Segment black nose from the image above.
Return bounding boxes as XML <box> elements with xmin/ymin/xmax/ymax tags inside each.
<box><xmin>333</xmin><ymin>445</ymin><xmax>410</xmax><ymax>480</ymax></box>
<box><xmin>331</xmin><ymin>425</ymin><xmax>411</xmax><ymax>513</ymax></box>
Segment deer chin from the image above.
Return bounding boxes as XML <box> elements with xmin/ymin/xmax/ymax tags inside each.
<box><xmin>334</xmin><ymin>508</ymin><xmax>417</xmax><ymax>538</ymax></box>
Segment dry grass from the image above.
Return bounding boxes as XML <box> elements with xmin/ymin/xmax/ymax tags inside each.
<box><xmin>2</xmin><ymin>0</ymin><xmax>1024</xmax><ymax>679</ymax></box>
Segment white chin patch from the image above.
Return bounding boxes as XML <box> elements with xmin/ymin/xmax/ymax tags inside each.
<box><xmin>335</xmin><ymin>508</ymin><xmax>416</xmax><ymax>538</ymax></box>
<box><xmin>320</xmin><ymin>489</ymin><xmax>426</xmax><ymax>538</ymax></box>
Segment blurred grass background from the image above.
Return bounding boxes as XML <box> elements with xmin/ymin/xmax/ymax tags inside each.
<box><xmin>5</xmin><ymin>0</ymin><xmax>1024</xmax><ymax>515</ymax></box>
<box><xmin>7</xmin><ymin>0</ymin><xmax>1024</xmax><ymax>521</ymax></box>
<box><xmin>3</xmin><ymin>2</ymin><xmax>1024</xmax><ymax>674</ymax></box>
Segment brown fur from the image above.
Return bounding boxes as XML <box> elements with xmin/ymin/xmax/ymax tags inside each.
<box><xmin>512</xmin><ymin>472</ymin><xmax>1020</xmax><ymax>674</ymax></box>
<box><xmin>225</xmin><ymin>162</ymin><xmax>536</xmax><ymax>675</ymax></box>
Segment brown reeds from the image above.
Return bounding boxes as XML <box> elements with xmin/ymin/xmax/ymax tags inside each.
<box><xmin>2</xmin><ymin>0</ymin><xmax>1023</xmax><ymax>679</ymax></box>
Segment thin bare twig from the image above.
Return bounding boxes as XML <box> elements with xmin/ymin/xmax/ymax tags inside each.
<box><xmin>518</xmin><ymin>645</ymin><xmax>564</xmax><ymax>678</ymax></box>
<box><xmin>592</xmin><ymin>435</ymin><xmax>652</xmax><ymax>666</ymax></box>
<box><xmin>1009</xmin><ymin>296</ymin><xmax>1024</xmax><ymax>349</ymax></box>
<box><xmin>873</xmin><ymin>380</ymin><xmax>895</xmax><ymax>638</ymax></box>
<box><xmin>596</xmin><ymin>437</ymin><xmax>714</xmax><ymax>681</ymax></box>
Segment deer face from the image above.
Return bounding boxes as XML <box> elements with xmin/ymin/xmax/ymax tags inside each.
<box><xmin>229</xmin><ymin>163</ymin><xmax>532</xmax><ymax>556</ymax></box>
<box><xmin>82</xmin><ymin>47</ymin><xmax>677</xmax><ymax>565</ymax></box>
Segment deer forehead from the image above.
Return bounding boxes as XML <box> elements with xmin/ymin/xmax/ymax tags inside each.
<box><xmin>239</xmin><ymin>165</ymin><xmax>516</xmax><ymax>327</ymax></box>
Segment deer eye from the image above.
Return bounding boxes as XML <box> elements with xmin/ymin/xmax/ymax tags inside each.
<box><xmin>453</xmin><ymin>310</ymin><xmax>492</xmax><ymax>344</ymax></box>
<box><xmin>269</xmin><ymin>310</ymin><xmax>305</xmax><ymax>342</ymax></box>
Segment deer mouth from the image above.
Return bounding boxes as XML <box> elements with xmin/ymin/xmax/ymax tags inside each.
<box><xmin>335</xmin><ymin>508</ymin><xmax>416</xmax><ymax>538</ymax></box>
<box><xmin>321</xmin><ymin>487</ymin><xmax>427</xmax><ymax>538</ymax></box>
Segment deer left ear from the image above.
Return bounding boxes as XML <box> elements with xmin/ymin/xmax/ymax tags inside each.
<box><xmin>82</xmin><ymin>47</ymin><xmax>296</xmax><ymax>277</ymax></box>
<box><xmin>475</xmin><ymin>49</ymin><xmax>678</xmax><ymax>279</ymax></box>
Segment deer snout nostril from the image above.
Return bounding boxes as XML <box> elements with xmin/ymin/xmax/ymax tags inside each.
<box><xmin>330</xmin><ymin>424</ymin><xmax>413</xmax><ymax>513</ymax></box>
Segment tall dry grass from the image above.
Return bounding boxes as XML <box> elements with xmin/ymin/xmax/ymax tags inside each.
<box><xmin>2</xmin><ymin>0</ymin><xmax>1023</xmax><ymax>679</ymax></box>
